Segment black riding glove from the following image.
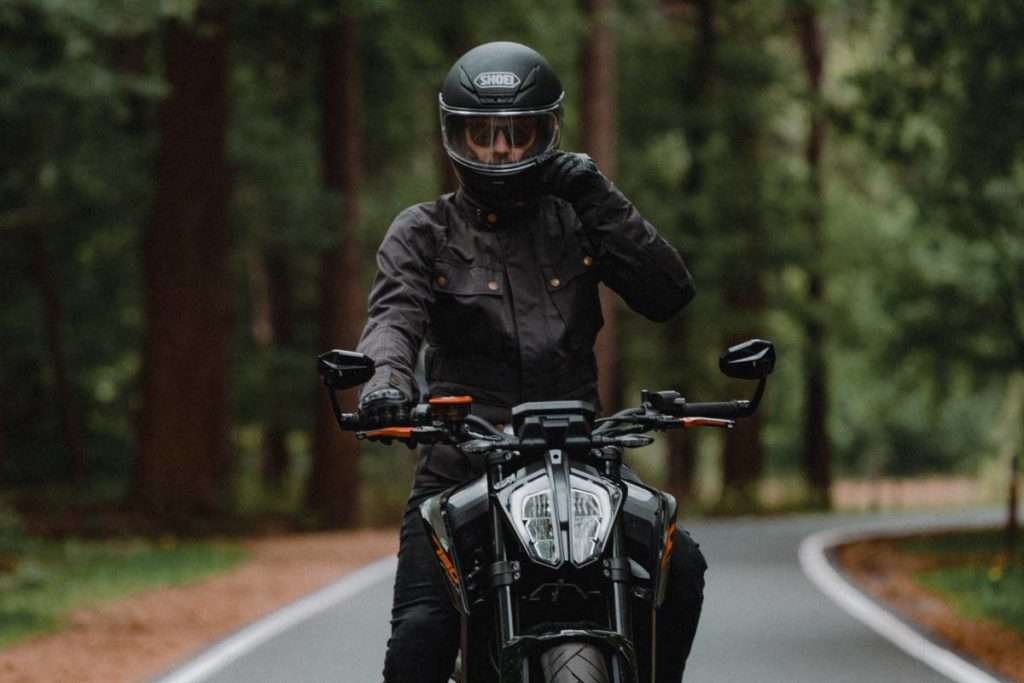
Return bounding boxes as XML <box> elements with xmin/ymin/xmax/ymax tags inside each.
<box><xmin>358</xmin><ymin>387</ymin><xmax>412</xmax><ymax>428</ymax></box>
<box><xmin>541</xmin><ymin>152</ymin><xmax>611</xmax><ymax>207</ymax></box>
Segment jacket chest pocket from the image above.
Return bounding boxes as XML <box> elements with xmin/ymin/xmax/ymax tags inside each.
<box><xmin>430</xmin><ymin>261</ymin><xmax>506</xmax><ymax>353</ymax></box>
<box><xmin>543</xmin><ymin>253</ymin><xmax>602</xmax><ymax>348</ymax></box>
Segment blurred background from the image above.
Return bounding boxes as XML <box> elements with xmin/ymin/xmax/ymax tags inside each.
<box><xmin>1</xmin><ymin>0</ymin><xmax>1021</xmax><ymax>533</ymax></box>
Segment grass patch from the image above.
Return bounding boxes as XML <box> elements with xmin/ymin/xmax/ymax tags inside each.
<box><xmin>0</xmin><ymin>535</ymin><xmax>248</xmax><ymax>648</ymax></box>
<box><xmin>896</xmin><ymin>529</ymin><xmax>1024</xmax><ymax>634</ymax></box>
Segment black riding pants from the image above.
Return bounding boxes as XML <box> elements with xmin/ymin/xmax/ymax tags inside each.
<box><xmin>381</xmin><ymin>460</ymin><xmax>707</xmax><ymax>683</ymax></box>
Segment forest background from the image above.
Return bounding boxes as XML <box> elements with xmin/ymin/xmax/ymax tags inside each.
<box><xmin>1</xmin><ymin>0</ymin><xmax>1022</xmax><ymax>531</ymax></box>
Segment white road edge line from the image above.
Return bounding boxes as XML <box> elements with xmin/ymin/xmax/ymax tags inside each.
<box><xmin>798</xmin><ymin>526</ymin><xmax>1003</xmax><ymax>683</ymax></box>
<box><xmin>151</xmin><ymin>555</ymin><xmax>398</xmax><ymax>683</ymax></box>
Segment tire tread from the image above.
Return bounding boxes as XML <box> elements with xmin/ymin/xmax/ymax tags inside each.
<box><xmin>539</xmin><ymin>642</ymin><xmax>609</xmax><ymax>683</ymax></box>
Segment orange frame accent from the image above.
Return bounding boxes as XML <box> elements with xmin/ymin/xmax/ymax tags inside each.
<box><xmin>430</xmin><ymin>533</ymin><xmax>460</xmax><ymax>587</ymax></box>
<box><xmin>660</xmin><ymin>520</ymin><xmax>677</xmax><ymax>577</ymax></box>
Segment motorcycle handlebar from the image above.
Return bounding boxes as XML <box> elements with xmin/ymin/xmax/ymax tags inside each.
<box><xmin>675</xmin><ymin>400</ymin><xmax>751</xmax><ymax>419</ymax></box>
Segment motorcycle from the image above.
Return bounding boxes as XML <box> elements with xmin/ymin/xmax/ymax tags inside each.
<box><xmin>319</xmin><ymin>338</ymin><xmax>775</xmax><ymax>682</ymax></box>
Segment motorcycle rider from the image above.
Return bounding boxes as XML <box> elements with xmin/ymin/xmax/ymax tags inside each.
<box><xmin>355</xmin><ymin>41</ymin><xmax>707</xmax><ymax>682</ymax></box>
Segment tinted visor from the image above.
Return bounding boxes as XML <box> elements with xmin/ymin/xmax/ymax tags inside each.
<box><xmin>442</xmin><ymin>111</ymin><xmax>560</xmax><ymax>173</ymax></box>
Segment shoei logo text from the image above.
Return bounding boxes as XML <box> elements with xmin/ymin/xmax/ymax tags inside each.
<box><xmin>474</xmin><ymin>72</ymin><xmax>521</xmax><ymax>89</ymax></box>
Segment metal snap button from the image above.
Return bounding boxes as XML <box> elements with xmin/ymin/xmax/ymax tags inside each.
<box><xmin>435</xmin><ymin>275</ymin><xmax>448</xmax><ymax>287</ymax></box>
<box><xmin>550</xmin><ymin>277</ymin><xmax>561</xmax><ymax>288</ymax></box>
<box><xmin>486</xmin><ymin>213</ymin><xmax>498</xmax><ymax>224</ymax></box>
<box><xmin>487</xmin><ymin>281</ymin><xmax>499</xmax><ymax>291</ymax></box>
<box><xmin>583</xmin><ymin>256</ymin><xmax>594</xmax><ymax>267</ymax></box>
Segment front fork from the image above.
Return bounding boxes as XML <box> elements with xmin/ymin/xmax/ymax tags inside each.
<box><xmin>487</xmin><ymin>459</ymin><xmax>529</xmax><ymax>681</ymax></box>
<box><xmin>599</xmin><ymin>449</ymin><xmax>634</xmax><ymax>682</ymax></box>
<box><xmin>485</xmin><ymin>450</ymin><xmax>636</xmax><ymax>682</ymax></box>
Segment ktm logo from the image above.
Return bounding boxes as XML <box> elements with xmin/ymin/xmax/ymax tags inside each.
<box><xmin>474</xmin><ymin>71</ymin><xmax>521</xmax><ymax>89</ymax></box>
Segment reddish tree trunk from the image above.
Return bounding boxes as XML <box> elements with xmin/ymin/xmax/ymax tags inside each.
<box><xmin>308</xmin><ymin>14</ymin><xmax>364</xmax><ymax>528</ymax></box>
<box><xmin>719</xmin><ymin>141</ymin><xmax>766</xmax><ymax>508</ymax></box>
<box><xmin>137</xmin><ymin>2</ymin><xmax>233</xmax><ymax>519</ymax></box>
<box><xmin>665</xmin><ymin>0</ymin><xmax>717</xmax><ymax>502</ymax></box>
<box><xmin>792</xmin><ymin>1</ymin><xmax>832</xmax><ymax>507</ymax></box>
<box><xmin>579</xmin><ymin>0</ymin><xmax>622</xmax><ymax>414</ymax></box>
<box><xmin>437</xmin><ymin>23</ymin><xmax>471</xmax><ymax>194</ymax></box>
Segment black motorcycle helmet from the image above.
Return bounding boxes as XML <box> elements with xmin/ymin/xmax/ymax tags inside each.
<box><xmin>439</xmin><ymin>42</ymin><xmax>564</xmax><ymax>207</ymax></box>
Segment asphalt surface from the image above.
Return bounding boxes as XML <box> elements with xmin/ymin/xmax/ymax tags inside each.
<box><xmin>154</xmin><ymin>509</ymin><xmax>1001</xmax><ymax>683</ymax></box>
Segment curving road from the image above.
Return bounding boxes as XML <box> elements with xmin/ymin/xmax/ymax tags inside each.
<box><xmin>151</xmin><ymin>509</ymin><xmax>1005</xmax><ymax>683</ymax></box>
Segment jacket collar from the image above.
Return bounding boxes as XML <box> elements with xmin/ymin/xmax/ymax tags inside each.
<box><xmin>454</xmin><ymin>188</ymin><xmax>540</xmax><ymax>230</ymax></box>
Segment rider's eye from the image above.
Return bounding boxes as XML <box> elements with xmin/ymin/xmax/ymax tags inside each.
<box><xmin>464</xmin><ymin>117</ymin><xmax>539</xmax><ymax>148</ymax></box>
<box><xmin>465</xmin><ymin>119</ymin><xmax>493</xmax><ymax>146</ymax></box>
<box><xmin>509</xmin><ymin>119</ymin><xmax>537</xmax><ymax>144</ymax></box>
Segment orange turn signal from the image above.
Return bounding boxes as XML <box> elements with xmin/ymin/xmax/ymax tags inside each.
<box><xmin>429</xmin><ymin>395</ymin><xmax>473</xmax><ymax>422</ymax></box>
<box><xmin>429</xmin><ymin>396</ymin><xmax>473</xmax><ymax>405</ymax></box>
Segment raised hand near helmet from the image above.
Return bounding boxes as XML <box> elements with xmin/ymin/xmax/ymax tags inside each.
<box><xmin>358</xmin><ymin>387</ymin><xmax>412</xmax><ymax>428</ymax></box>
<box><xmin>540</xmin><ymin>152</ymin><xmax>612</xmax><ymax>207</ymax></box>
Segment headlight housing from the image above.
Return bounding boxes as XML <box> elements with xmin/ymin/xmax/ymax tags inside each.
<box><xmin>501</xmin><ymin>467</ymin><xmax>622</xmax><ymax>568</ymax></box>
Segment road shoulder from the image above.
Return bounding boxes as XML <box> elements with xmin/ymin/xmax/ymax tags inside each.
<box><xmin>800</xmin><ymin>524</ymin><xmax>1019</xmax><ymax>683</ymax></box>
<box><xmin>0</xmin><ymin>529</ymin><xmax>397</xmax><ymax>683</ymax></box>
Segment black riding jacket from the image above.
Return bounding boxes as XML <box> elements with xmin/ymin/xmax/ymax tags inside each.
<box><xmin>357</xmin><ymin>182</ymin><xmax>695</xmax><ymax>425</ymax></box>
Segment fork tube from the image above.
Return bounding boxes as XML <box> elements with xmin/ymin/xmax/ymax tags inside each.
<box><xmin>609</xmin><ymin>521</ymin><xmax>632</xmax><ymax>682</ymax></box>
<box><xmin>492</xmin><ymin>507</ymin><xmax>516</xmax><ymax>642</ymax></box>
<box><xmin>610</xmin><ymin>524</ymin><xmax>631</xmax><ymax>639</ymax></box>
<box><xmin>490</xmin><ymin>465</ymin><xmax>517</xmax><ymax>646</ymax></box>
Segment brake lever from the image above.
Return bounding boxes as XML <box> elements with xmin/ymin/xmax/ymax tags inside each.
<box><xmin>679</xmin><ymin>417</ymin><xmax>735</xmax><ymax>429</ymax></box>
<box><xmin>358</xmin><ymin>425</ymin><xmax>449</xmax><ymax>446</ymax></box>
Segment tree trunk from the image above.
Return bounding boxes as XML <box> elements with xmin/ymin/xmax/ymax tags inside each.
<box><xmin>28</xmin><ymin>231</ymin><xmax>88</xmax><ymax>482</ymax></box>
<box><xmin>791</xmin><ymin>1</ymin><xmax>832</xmax><ymax>507</ymax></box>
<box><xmin>579</xmin><ymin>0</ymin><xmax>622</xmax><ymax>414</ymax></box>
<box><xmin>248</xmin><ymin>244</ymin><xmax>294</xmax><ymax>491</ymax></box>
<box><xmin>308</xmin><ymin>13</ymin><xmax>364</xmax><ymax>528</ymax></box>
<box><xmin>664</xmin><ymin>0</ymin><xmax>717</xmax><ymax>503</ymax></box>
<box><xmin>437</xmin><ymin>21</ymin><xmax>471</xmax><ymax>194</ymax></box>
<box><xmin>137</xmin><ymin>2</ymin><xmax>233</xmax><ymax>519</ymax></box>
<box><xmin>719</xmin><ymin>139</ymin><xmax>766</xmax><ymax>510</ymax></box>
<box><xmin>0</xmin><ymin>403</ymin><xmax>6</xmax><ymax>485</ymax></box>
<box><xmin>263</xmin><ymin>247</ymin><xmax>295</xmax><ymax>490</ymax></box>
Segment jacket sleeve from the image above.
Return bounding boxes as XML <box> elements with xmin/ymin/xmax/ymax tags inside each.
<box><xmin>355</xmin><ymin>209</ymin><xmax>435</xmax><ymax>402</ymax></box>
<box><xmin>571</xmin><ymin>185</ymin><xmax>695</xmax><ymax>322</ymax></box>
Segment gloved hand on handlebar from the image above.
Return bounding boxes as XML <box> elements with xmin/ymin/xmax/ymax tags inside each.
<box><xmin>358</xmin><ymin>387</ymin><xmax>412</xmax><ymax>428</ymax></box>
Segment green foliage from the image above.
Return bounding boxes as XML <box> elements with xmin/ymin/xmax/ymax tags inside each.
<box><xmin>0</xmin><ymin>1</ymin><xmax>160</xmax><ymax>483</ymax></box>
<box><xmin>847</xmin><ymin>0</ymin><xmax>1024</xmax><ymax>377</ymax></box>
<box><xmin>3</xmin><ymin>0</ymin><xmax>1021</xmax><ymax>520</ymax></box>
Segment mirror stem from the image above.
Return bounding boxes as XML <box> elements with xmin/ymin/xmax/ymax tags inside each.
<box><xmin>328</xmin><ymin>388</ymin><xmax>346</xmax><ymax>428</ymax></box>
<box><xmin>743</xmin><ymin>378</ymin><xmax>767</xmax><ymax>416</ymax></box>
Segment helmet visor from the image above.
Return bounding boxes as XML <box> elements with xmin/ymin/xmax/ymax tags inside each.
<box><xmin>441</xmin><ymin>110</ymin><xmax>560</xmax><ymax>174</ymax></box>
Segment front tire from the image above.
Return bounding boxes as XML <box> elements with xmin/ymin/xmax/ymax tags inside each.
<box><xmin>539</xmin><ymin>642</ymin><xmax>610</xmax><ymax>683</ymax></box>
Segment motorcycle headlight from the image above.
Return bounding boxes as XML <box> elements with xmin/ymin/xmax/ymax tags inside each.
<box><xmin>567</xmin><ymin>475</ymin><xmax>619</xmax><ymax>565</ymax></box>
<box><xmin>522</xmin><ymin>490</ymin><xmax>559</xmax><ymax>563</ymax></box>
<box><xmin>503</xmin><ymin>469</ymin><xmax>621</xmax><ymax>568</ymax></box>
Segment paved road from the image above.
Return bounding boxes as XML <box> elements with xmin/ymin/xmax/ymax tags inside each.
<box><xmin>153</xmin><ymin>509</ymin><xmax>1000</xmax><ymax>683</ymax></box>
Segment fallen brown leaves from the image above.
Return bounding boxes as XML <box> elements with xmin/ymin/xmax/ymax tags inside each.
<box><xmin>836</xmin><ymin>536</ymin><xmax>1024</xmax><ymax>682</ymax></box>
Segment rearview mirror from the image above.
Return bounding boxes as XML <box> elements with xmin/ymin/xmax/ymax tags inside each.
<box><xmin>719</xmin><ymin>339</ymin><xmax>775</xmax><ymax>380</ymax></box>
<box><xmin>318</xmin><ymin>350</ymin><xmax>375</xmax><ymax>390</ymax></box>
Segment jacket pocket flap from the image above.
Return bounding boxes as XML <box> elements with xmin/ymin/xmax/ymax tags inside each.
<box><xmin>542</xmin><ymin>255</ymin><xmax>595</xmax><ymax>292</ymax></box>
<box><xmin>432</xmin><ymin>262</ymin><xmax>503</xmax><ymax>296</ymax></box>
